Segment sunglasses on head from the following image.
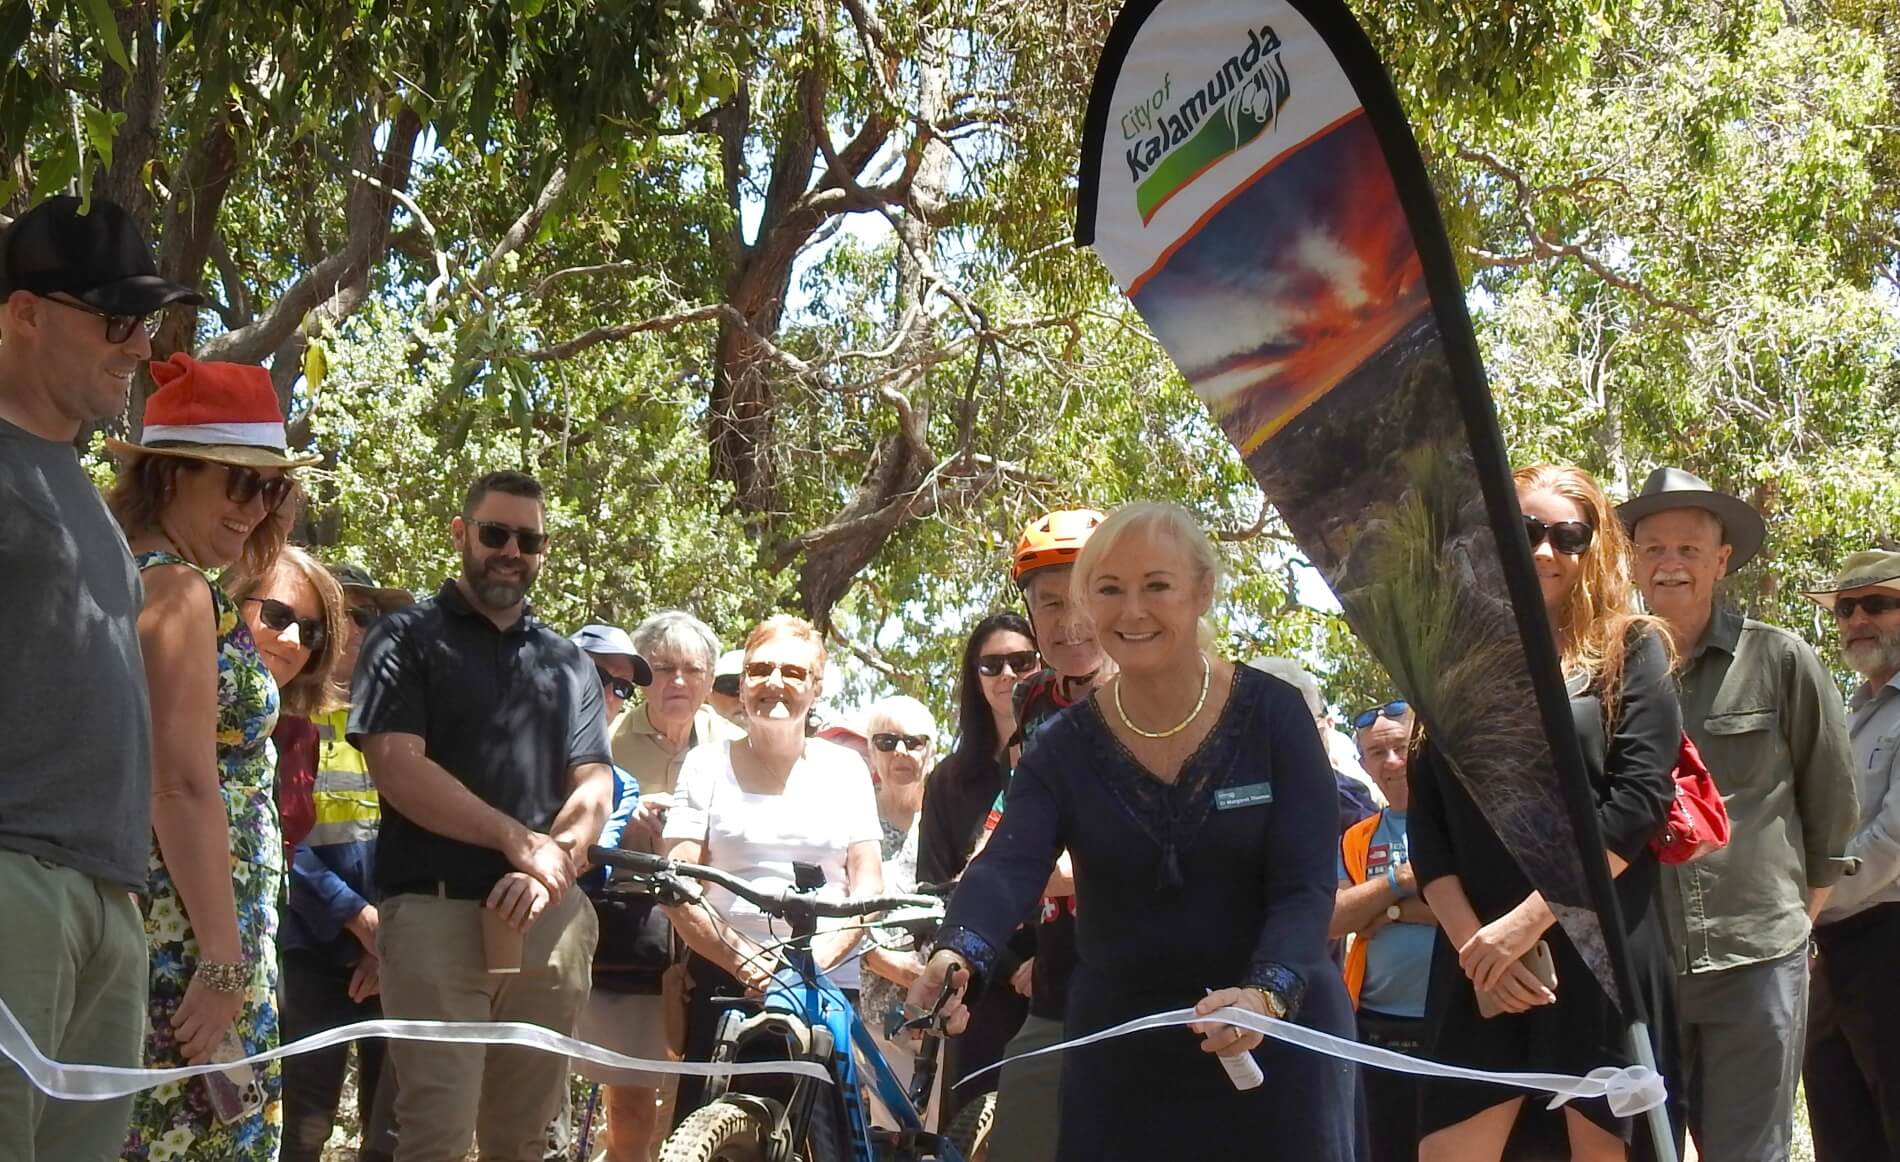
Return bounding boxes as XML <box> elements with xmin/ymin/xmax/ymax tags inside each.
<box><xmin>245</xmin><ymin>597</ymin><xmax>325</xmax><ymax>654</ymax></box>
<box><xmin>712</xmin><ymin>674</ymin><xmax>742</xmax><ymax>697</ymax></box>
<box><xmin>596</xmin><ymin>667</ymin><xmax>636</xmax><ymax>701</ymax></box>
<box><xmin>221</xmin><ymin>465</ymin><xmax>294</xmax><ymax>513</ymax></box>
<box><xmin>1832</xmin><ymin>594</ymin><xmax>1900</xmax><ymax>620</ymax></box>
<box><xmin>44</xmin><ymin>293</ymin><xmax>158</xmax><ymax>344</ymax></box>
<box><xmin>1523</xmin><ymin>515</ymin><xmax>1594</xmax><ymax>556</ymax></box>
<box><xmin>745</xmin><ymin>660</ymin><xmax>812</xmax><ymax>684</ymax></box>
<box><xmin>872</xmin><ymin>732</ymin><xmax>931</xmax><ymax>753</ymax></box>
<box><xmin>347</xmin><ymin>605</ymin><xmax>380</xmax><ymax>630</ymax></box>
<box><xmin>472</xmin><ymin>520</ymin><xmax>548</xmax><ymax>555</ymax></box>
<box><xmin>976</xmin><ymin>650</ymin><xmax>1039</xmax><ymax>678</ymax></box>
<box><xmin>1352</xmin><ymin>700</ymin><xmax>1410</xmax><ymax>730</ymax></box>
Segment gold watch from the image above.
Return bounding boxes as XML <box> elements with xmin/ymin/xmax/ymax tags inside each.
<box><xmin>1248</xmin><ymin>986</ymin><xmax>1288</xmax><ymax>1020</ymax></box>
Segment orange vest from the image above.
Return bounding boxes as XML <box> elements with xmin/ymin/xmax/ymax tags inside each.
<box><xmin>1338</xmin><ymin>812</ymin><xmax>1386</xmax><ymax>1009</ymax></box>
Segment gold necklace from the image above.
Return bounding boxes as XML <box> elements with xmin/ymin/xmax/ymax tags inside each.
<box><xmin>1113</xmin><ymin>655</ymin><xmax>1211</xmax><ymax>739</ymax></box>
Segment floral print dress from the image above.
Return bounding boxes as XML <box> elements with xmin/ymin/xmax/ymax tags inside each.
<box><xmin>123</xmin><ymin>551</ymin><xmax>285</xmax><ymax>1162</ymax></box>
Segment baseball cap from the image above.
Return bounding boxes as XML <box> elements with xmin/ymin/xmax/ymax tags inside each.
<box><xmin>570</xmin><ymin>624</ymin><xmax>653</xmax><ymax>686</ymax></box>
<box><xmin>0</xmin><ymin>195</ymin><xmax>203</xmax><ymax>316</ymax></box>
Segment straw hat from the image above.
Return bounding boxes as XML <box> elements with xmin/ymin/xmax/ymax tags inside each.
<box><xmin>105</xmin><ymin>352</ymin><xmax>321</xmax><ymax>469</ymax></box>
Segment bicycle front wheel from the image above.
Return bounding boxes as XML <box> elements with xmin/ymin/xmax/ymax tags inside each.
<box><xmin>660</xmin><ymin>1101</ymin><xmax>770</xmax><ymax>1162</ymax></box>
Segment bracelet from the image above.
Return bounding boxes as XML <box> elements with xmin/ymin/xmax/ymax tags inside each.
<box><xmin>1385</xmin><ymin>863</ymin><xmax>1402</xmax><ymax>896</ymax></box>
<box><xmin>194</xmin><ymin>960</ymin><xmax>250</xmax><ymax>994</ymax></box>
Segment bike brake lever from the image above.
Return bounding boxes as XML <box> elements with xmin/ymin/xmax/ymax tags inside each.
<box><xmin>898</xmin><ymin>965</ymin><xmax>963</xmax><ymax>1033</ymax></box>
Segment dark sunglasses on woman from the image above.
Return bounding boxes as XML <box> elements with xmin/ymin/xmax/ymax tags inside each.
<box><xmin>976</xmin><ymin>650</ymin><xmax>1040</xmax><ymax>678</ymax></box>
<box><xmin>245</xmin><ymin>597</ymin><xmax>325</xmax><ymax>654</ymax></box>
<box><xmin>745</xmin><ymin>660</ymin><xmax>811</xmax><ymax>683</ymax></box>
<box><xmin>1352</xmin><ymin>700</ymin><xmax>1409</xmax><ymax>730</ymax></box>
<box><xmin>596</xmin><ymin>668</ymin><xmax>637</xmax><ymax>701</ymax></box>
<box><xmin>1523</xmin><ymin>514</ymin><xmax>1594</xmax><ymax>556</ymax></box>
<box><xmin>1832</xmin><ymin>594</ymin><xmax>1900</xmax><ymax>620</ymax></box>
<box><xmin>472</xmin><ymin>520</ymin><xmax>549</xmax><ymax>555</ymax></box>
<box><xmin>872</xmin><ymin>732</ymin><xmax>931</xmax><ymax>753</ymax></box>
<box><xmin>221</xmin><ymin>465</ymin><xmax>294</xmax><ymax>513</ymax></box>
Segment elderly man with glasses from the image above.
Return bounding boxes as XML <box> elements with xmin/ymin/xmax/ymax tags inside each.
<box><xmin>1801</xmin><ymin>550</ymin><xmax>1900</xmax><ymax>1161</ymax></box>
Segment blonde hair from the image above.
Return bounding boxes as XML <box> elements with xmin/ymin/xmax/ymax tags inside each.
<box><xmin>1514</xmin><ymin>464</ymin><xmax>1676</xmax><ymax>718</ymax></box>
<box><xmin>225</xmin><ymin>544</ymin><xmax>349</xmax><ymax>717</ymax></box>
<box><xmin>744</xmin><ymin>613</ymin><xmax>828</xmax><ymax>678</ymax></box>
<box><xmin>1069</xmin><ymin>502</ymin><xmax>1221</xmax><ymax>644</ymax></box>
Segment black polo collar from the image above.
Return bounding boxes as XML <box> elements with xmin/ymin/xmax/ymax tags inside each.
<box><xmin>434</xmin><ymin>577</ymin><xmax>538</xmax><ymax>635</ymax></box>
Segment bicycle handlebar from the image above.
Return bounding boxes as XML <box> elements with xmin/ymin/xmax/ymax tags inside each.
<box><xmin>588</xmin><ymin>846</ymin><xmax>944</xmax><ymax>920</ymax></box>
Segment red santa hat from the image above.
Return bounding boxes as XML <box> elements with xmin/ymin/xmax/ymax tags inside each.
<box><xmin>105</xmin><ymin>352</ymin><xmax>321</xmax><ymax>468</ymax></box>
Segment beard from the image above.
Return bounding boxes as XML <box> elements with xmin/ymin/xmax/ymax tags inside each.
<box><xmin>462</xmin><ymin>544</ymin><xmax>538</xmax><ymax>609</ymax></box>
<box><xmin>1843</xmin><ymin>625</ymin><xmax>1900</xmax><ymax>681</ymax></box>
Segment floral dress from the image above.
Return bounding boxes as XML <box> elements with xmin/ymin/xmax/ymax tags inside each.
<box><xmin>857</xmin><ymin>816</ymin><xmax>921</xmax><ymax>1041</ymax></box>
<box><xmin>123</xmin><ymin>551</ymin><xmax>285</xmax><ymax>1162</ymax></box>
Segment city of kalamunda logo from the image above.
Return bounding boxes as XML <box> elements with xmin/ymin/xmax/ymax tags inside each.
<box><xmin>1121</xmin><ymin>24</ymin><xmax>1291</xmax><ymax>223</ymax></box>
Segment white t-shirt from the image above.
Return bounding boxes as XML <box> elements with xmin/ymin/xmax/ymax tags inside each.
<box><xmin>662</xmin><ymin>738</ymin><xmax>882</xmax><ymax>987</ymax></box>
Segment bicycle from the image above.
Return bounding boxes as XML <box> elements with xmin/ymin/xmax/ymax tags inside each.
<box><xmin>588</xmin><ymin>846</ymin><xmax>973</xmax><ymax>1162</ymax></box>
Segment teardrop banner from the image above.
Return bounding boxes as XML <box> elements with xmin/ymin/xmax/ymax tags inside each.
<box><xmin>1076</xmin><ymin>0</ymin><xmax>1661</xmax><ymax>1114</ymax></box>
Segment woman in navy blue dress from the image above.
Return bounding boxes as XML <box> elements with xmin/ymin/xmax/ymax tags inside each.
<box><xmin>912</xmin><ymin>502</ymin><xmax>1356</xmax><ymax>1160</ymax></box>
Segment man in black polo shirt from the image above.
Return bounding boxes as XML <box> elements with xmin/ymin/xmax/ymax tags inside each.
<box><xmin>350</xmin><ymin>469</ymin><xmax>612</xmax><ymax>1162</ymax></box>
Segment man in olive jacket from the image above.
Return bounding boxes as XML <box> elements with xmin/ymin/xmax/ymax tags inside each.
<box><xmin>1620</xmin><ymin>467</ymin><xmax>1858</xmax><ymax>1162</ymax></box>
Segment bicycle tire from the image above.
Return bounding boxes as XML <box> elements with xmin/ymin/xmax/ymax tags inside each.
<box><xmin>945</xmin><ymin>1092</ymin><xmax>996</xmax><ymax>1162</ymax></box>
<box><xmin>659</xmin><ymin>1101</ymin><xmax>770</xmax><ymax>1162</ymax></box>
<box><xmin>799</xmin><ymin>1083</ymin><xmax>847</xmax><ymax>1162</ymax></box>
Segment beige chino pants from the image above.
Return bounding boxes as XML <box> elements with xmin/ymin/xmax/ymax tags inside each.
<box><xmin>378</xmin><ymin>886</ymin><xmax>596</xmax><ymax>1161</ymax></box>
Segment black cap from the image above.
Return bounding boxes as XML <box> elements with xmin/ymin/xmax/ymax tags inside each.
<box><xmin>0</xmin><ymin>196</ymin><xmax>203</xmax><ymax>315</ymax></box>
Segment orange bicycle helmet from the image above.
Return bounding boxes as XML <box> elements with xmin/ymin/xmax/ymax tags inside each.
<box><xmin>1011</xmin><ymin>509</ymin><xmax>1106</xmax><ymax>587</ymax></box>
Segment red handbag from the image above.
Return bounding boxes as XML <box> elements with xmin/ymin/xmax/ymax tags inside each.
<box><xmin>1651</xmin><ymin>732</ymin><xmax>1730</xmax><ymax>864</ymax></box>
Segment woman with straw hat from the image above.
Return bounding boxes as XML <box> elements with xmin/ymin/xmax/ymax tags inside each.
<box><xmin>106</xmin><ymin>352</ymin><xmax>320</xmax><ymax>1161</ymax></box>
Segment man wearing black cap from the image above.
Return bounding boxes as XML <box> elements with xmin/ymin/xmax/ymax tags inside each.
<box><xmin>1620</xmin><ymin>467</ymin><xmax>1858</xmax><ymax>1162</ymax></box>
<box><xmin>0</xmin><ymin>195</ymin><xmax>200</xmax><ymax>1160</ymax></box>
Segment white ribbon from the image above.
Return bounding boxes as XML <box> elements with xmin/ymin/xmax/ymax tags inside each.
<box><xmin>0</xmin><ymin>996</ymin><xmax>827</xmax><ymax>1103</ymax></box>
<box><xmin>3</xmin><ymin>992</ymin><xmax>1665</xmax><ymax>1120</ymax></box>
<box><xmin>959</xmin><ymin>1006</ymin><xmax>1669</xmax><ymax>1120</ymax></box>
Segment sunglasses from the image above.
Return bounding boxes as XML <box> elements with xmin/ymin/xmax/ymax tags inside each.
<box><xmin>1523</xmin><ymin>515</ymin><xmax>1594</xmax><ymax>556</ymax></box>
<box><xmin>44</xmin><ymin>293</ymin><xmax>158</xmax><ymax>344</ymax></box>
<box><xmin>347</xmin><ymin>605</ymin><xmax>380</xmax><ymax>630</ymax></box>
<box><xmin>596</xmin><ymin>667</ymin><xmax>637</xmax><ymax>701</ymax></box>
<box><xmin>872</xmin><ymin>732</ymin><xmax>932</xmax><ymax>753</ymax></box>
<box><xmin>245</xmin><ymin>597</ymin><xmax>325</xmax><ymax>654</ymax></box>
<box><xmin>472</xmin><ymin>520</ymin><xmax>548</xmax><ymax>555</ymax></box>
<box><xmin>744</xmin><ymin>660</ymin><xmax>812</xmax><ymax>684</ymax></box>
<box><xmin>976</xmin><ymin>650</ymin><xmax>1040</xmax><ymax>678</ymax></box>
<box><xmin>711</xmin><ymin>674</ymin><xmax>742</xmax><ymax>697</ymax></box>
<box><xmin>1352</xmin><ymin>700</ymin><xmax>1410</xmax><ymax>730</ymax></box>
<box><xmin>222</xmin><ymin>465</ymin><xmax>294</xmax><ymax>513</ymax></box>
<box><xmin>1832</xmin><ymin>594</ymin><xmax>1900</xmax><ymax>620</ymax></box>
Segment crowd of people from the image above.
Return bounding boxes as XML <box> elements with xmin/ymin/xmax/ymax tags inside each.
<box><xmin>3</xmin><ymin>195</ymin><xmax>1898</xmax><ymax>1162</ymax></box>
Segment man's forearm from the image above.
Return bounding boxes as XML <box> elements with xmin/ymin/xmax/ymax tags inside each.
<box><xmin>550</xmin><ymin>762</ymin><xmax>613</xmax><ymax>858</ymax></box>
<box><xmin>1331</xmin><ymin>877</ymin><xmax>1399</xmax><ymax>939</ymax></box>
<box><xmin>367</xmin><ymin>738</ymin><xmax>525</xmax><ymax>855</ymax></box>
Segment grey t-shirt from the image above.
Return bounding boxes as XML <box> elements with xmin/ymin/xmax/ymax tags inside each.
<box><xmin>0</xmin><ymin>418</ymin><xmax>152</xmax><ymax>888</ymax></box>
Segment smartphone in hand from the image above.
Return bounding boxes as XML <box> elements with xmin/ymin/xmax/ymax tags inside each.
<box><xmin>202</xmin><ymin>1031</ymin><xmax>264</xmax><ymax>1125</ymax></box>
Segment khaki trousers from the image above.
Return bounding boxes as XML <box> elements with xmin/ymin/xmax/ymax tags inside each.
<box><xmin>0</xmin><ymin>849</ymin><xmax>148</xmax><ymax>1162</ymax></box>
<box><xmin>378</xmin><ymin>887</ymin><xmax>596</xmax><ymax>1162</ymax></box>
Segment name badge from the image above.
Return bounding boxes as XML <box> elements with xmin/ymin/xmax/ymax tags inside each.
<box><xmin>1214</xmin><ymin>782</ymin><xmax>1273</xmax><ymax>811</ymax></box>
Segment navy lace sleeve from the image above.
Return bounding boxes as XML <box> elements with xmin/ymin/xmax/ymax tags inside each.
<box><xmin>934</xmin><ymin>731</ymin><xmax>1066</xmax><ymax>992</ymax></box>
<box><xmin>1239</xmin><ymin>684</ymin><xmax>1345</xmax><ymax>1018</ymax></box>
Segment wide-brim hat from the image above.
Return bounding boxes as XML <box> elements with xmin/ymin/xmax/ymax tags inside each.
<box><xmin>328</xmin><ymin>563</ymin><xmax>414</xmax><ymax>612</ymax></box>
<box><xmin>570</xmin><ymin>624</ymin><xmax>654</xmax><ymax>686</ymax></box>
<box><xmin>1616</xmin><ymin>467</ymin><xmax>1766</xmax><ymax>572</ymax></box>
<box><xmin>104</xmin><ymin>352</ymin><xmax>321</xmax><ymax>469</ymax></box>
<box><xmin>0</xmin><ymin>195</ymin><xmax>203</xmax><ymax>316</ymax></box>
<box><xmin>1800</xmin><ymin>550</ymin><xmax>1900</xmax><ymax>610</ymax></box>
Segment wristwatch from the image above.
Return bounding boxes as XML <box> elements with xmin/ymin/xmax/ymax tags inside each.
<box><xmin>1247</xmin><ymin>985</ymin><xmax>1289</xmax><ymax>1020</ymax></box>
<box><xmin>1385</xmin><ymin>904</ymin><xmax>1402</xmax><ymax>921</ymax></box>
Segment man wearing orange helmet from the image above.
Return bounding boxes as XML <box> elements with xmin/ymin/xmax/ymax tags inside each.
<box><xmin>978</xmin><ymin>509</ymin><xmax>1118</xmax><ymax>1161</ymax></box>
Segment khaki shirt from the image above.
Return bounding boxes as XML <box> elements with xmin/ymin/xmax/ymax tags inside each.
<box><xmin>1663</xmin><ymin>607</ymin><xmax>1859</xmax><ymax>973</ymax></box>
<box><xmin>609</xmin><ymin>700</ymin><xmax>744</xmax><ymax>797</ymax></box>
<box><xmin>1816</xmin><ymin>673</ymin><xmax>1900</xmax><ymax>925</ymax></box>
